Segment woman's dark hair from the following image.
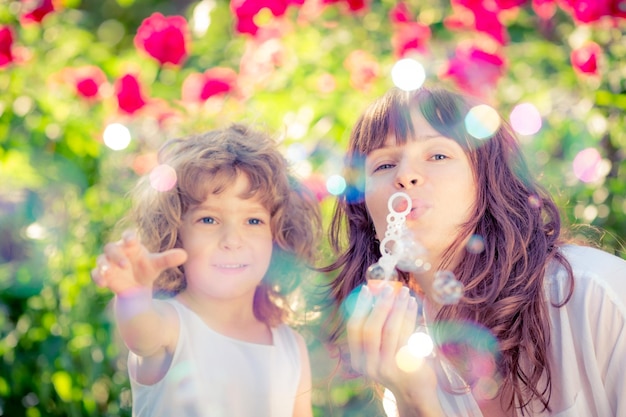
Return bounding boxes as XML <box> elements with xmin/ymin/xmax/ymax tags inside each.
<box><xmin>323</xmin><ymin>86</ymin><xmax>574</xmax><ymax>413</ymax></box>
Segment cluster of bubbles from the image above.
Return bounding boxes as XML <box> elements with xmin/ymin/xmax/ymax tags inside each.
<box><xmin>365</xmin><ymin>192</ymin><xmax>429</xmax><ymax>282</ymax></box>
<box><xmin>366</xmin><ymin>192</ymin><xmax>464</xmax><ymax>306</ymax></box>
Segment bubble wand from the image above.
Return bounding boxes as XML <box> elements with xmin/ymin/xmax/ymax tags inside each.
<box><xmin>366</xmin><ymin>191</ymin><xmax>464</xmax><ymax>305</ymax></box>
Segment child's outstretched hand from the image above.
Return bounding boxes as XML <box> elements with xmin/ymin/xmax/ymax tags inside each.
<box><xmin>91</xmin><ymin>230</ymin><xmax>187</xmax><ymax>295</ymax></box>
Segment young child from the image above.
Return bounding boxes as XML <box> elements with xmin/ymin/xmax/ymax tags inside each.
<box><xmin>92</xmin><ymin>124</ymin><xmax>321</xmax><ymax>417</ymax></box>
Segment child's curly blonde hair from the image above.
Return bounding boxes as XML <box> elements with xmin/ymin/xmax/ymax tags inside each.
<box><xmin>121</xmin><ymin>124</ymin><xmax>322</xmax><ymax>326</ymax></box>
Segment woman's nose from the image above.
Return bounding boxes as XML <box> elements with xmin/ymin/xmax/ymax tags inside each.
<box><xmin>394</xmin><ymin>162</ymin><xmax>422</xmax><ymax>189</ymax></box>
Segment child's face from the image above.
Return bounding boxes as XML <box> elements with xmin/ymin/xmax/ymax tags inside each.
<box><xmin>364</xmin><ymin>110</ymin><xmax>477</xmax><ymax>271</ymax></box>
<box><xmin>178</xmin><ymin>173</ymin><xmax>273</xmax><ymax>300</ymax></box>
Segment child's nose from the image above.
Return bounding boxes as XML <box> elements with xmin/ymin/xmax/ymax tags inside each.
<box><xmin>220</xmin><ymin>225</ymin><xmax>243</xmax><ymax>249</ymax></box>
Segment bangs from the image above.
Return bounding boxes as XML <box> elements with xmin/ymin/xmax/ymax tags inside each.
<box><xmin>178</xmin><ymin>164</ymin><xmax>276</xmax><ymax>214</ymax></box>
<box><xmin>350</xmin><ymin>89</ymin><xmax>414</xmax><ymax>158</ymax></box>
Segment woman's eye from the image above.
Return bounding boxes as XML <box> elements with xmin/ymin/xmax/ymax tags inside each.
<box><xmin>373</xmin><ymin>163</ymin><xmax>395</xmax><ymax>172</ymax></box>
<box><xmin>431</xmin><ymin>154</ymin><xmax>448</xmax><ymax>161</ymax></box>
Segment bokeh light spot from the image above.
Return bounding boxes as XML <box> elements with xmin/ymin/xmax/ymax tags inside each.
<box><xmin>510</xmin><ymin>103</ymin><xmax>542</xmax><ymax>135</ymax></box>
<box><xmin>407</xmin><ymin>331</ymin><xmax>434</xmax><ymax>358</ymax></box>
<box><xmin>391</xmin><ymin>58</ymin><xmax>425</xmax><ymax>92</ymax></box>
<box><xmin>149</xmin><ymin>164</ymin><xmax>177</xmax><ymax>192</ymax></box>
<box><xmin>103</xmin><ymin>123</ymin><xmax>131</xmax><ymax>151</ymax></box>
<box><xmin>326</xmin><ymin>174</ymin><xmax>347</xmax><ymax>196</ymax></box>
<box><xmin>395</xmin><ymin>345</ymin><xmax>424</xmax><ymax>373</ymax></box>
<box><xmin>465</xmin><ymin>105</ymin><xmax>500</xmax><ymax>140</ymax></box>
<box><xmin>473</xmin><ymin>376</ymin><xmax>499</xmax><ymax>401</ymax></box>
<box><xmin>382</xmin><ymin>389</ymin><xmax>399</xmax><ymax>417</ymax></box>
<box><xmin>466</xmin><ymin>234</ymin><xmax>485</xmax><ymax>254</ymax></box>
<box><xmin>528</xmin><ymin>194</ymin><xmax>542</xmax><ymax>208</ymax></box>
<box><xmin>572</xmin><ymin>147</ymin><xmax>603</xmax><ymax>183</ymax></box>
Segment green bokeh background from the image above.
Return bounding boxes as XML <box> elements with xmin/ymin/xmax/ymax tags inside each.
<box><xmin>1</xmin><ymin>0</ymin><xmax>624</xmax><ymax>416</ymax></box>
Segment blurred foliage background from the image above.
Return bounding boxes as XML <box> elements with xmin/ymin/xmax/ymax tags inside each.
<box><xmin>0</xmin><ymin>0</ymin><xmax>624</xmax><ymax>416</ymax></box>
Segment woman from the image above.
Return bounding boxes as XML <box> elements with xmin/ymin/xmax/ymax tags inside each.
<box><xmin>323</xmin><ymin>86</ymin><xmax>626</xmax><ymax>416</ymax></box>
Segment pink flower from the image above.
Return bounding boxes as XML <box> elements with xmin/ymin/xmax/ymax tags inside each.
<box><xmin>447</xmin><ymin>1</ymin><xmax>508</xmax><ymax>44</ymax></box>
<box><xmin>303</xmin><ymin>173</ymin><xmax>330</xmax><ymax>202</ymax></box>
<box><xmin>570</xmin><ymin>42</ymin><xmax>602</xmax><ymax>75</ymax></box>
<box><xmin>181</xmin><ymin>68</ymin><xmax>238</xmax><ymax>103</ymax></box>
<box><xmin>533</xmin><ymin>0</ymin><xmax>557</xmax><ymax>18</ymax></box>
<box><xmin>115</xmin><ymin>73</ymin><xmax>147</xmax><ymax>115</ymax></box>
<box><xmin>134</xmin><ymin>13</ymin><xmax>189</xmax><ymax>66</ymax></box>
<box><xmin>392</xmin><ymin>22</ymin><xmax>431</xmax><ymax>57</ymax></box>
<box><xmin>61</xmin><ymin>66</ymin><xmax>107</xmax><ymax>100</ymax></box>
<box><xmin>20</xmin><ymin>0</ymin><xmax>56</xmax><ymax>25</ymax></box>
<box><xmin>238</xmin><ymin>37</ymin><xmax>285</xmax><ymax>95</ymax></box>
<box><xmin>389</xmin><ymin>3</ymin><xmax>431</xmax><ymax>57</ymax></box>
<box><xmin>231</xmin><ymin>0</ymin><xmax>305</xmax><ymax>36</ymax></box>
<box><xmin>558</xmin><ymin>0</ymin><xmax>612</xmax><ymax>23</ymax></box>
<box><xmin>389</xmin><ymin>2</ymin><xmax>411</xmax><ymax>22</ymax></box>
<box><xmin>0</xmin><ymin>26</ymin><xmax>15</xmax><ymax>68</ymax></box>
<box><xmin>344</xmin><ymin>50</ymin><xmax>379</xmax><ymax>91</ymax></box>
<box><xmin>443</xmin><ymin>46</ymin><xmax>506</xmax><ymax>97</ymax></box>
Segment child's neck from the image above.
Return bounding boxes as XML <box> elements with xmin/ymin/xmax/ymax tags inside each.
<box><xmin>175</xmin><ymin>290</ymin><xmax>273</xmax><ymax>345</ymax></box>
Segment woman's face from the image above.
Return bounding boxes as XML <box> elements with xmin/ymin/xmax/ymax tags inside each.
<box><xmin>364</xmin><ymin>110</ymin><xmax>478</xmax><ymax>272</ymax></box>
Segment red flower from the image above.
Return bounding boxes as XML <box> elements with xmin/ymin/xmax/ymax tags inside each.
<box><xmin>231</xmin><ymin>0</ymin><xmax>305</xmax><ymax>36</ymax></box>
<box><xmin>115</xmin><ymin>73</ymin><xmax>147</xmax><ymax>115</ymax></box>
<box><xmin>0</xmin><ymin>26</ymin><xmax>14</xmax><ymax>68</ymax></box>
<box><xmin>446</xmin><ymin>1</ymin><xmax>508</xmax><ymax>44</ymax></box>
<box><xmin>611</xmin><ymin>0</ymin><xmax>626</xmax><ymax>18</ymax></box>
<box><xmin>494</xmin><ymin>0</ymin><xmax>528</xmax><ymax>9</ymax></box>
<box><xmin>443</xmin><ymin>46</ymin><xmax>506</xmax><ymax>97</ymax></box>
<box><xmin>558</xmin><ymin>0</ymin><xmax>612</xmax><ymax>23</ymax></box>
<box><xmin>181</xmin><ymin>68</ymin><xmax>238</xmax><ymax>103</ymax></box>
<box><xmin>322</xmin><ymin>0</ymin><xmax>367</xmax><ymax>12</ymax></box>
<box><xmin>62</xmin><ymin>66</ymin><xmax>107</xmax><ymax>100</ymax></box>
<box><xmin>20</xmin><ymin>0</ymin><xmax>56</xmax><ymax>25</ymax></box>
<box><xmin>134</xmin><ymin>13</ymin><xmax>189</xmax><ymax>66</ymax></box>
<box><xmin>570</xmin><ymin>42</ymin><xmax>602</xmax><ymax>75</ymax></box>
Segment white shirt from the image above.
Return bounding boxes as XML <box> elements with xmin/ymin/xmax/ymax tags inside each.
<box><xmin>388</xmin><ymin>245</ymin><xmax>626</xmax><ymax>416</ymax></box>
<box><xmin>128</xmin><ymin>299</ymin><xmax>302</xmax><ymax>417</ymax></box>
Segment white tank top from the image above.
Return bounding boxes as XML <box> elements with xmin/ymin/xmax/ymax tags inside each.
<box><xmin>128</xmin><ymin>299</ymin><xmax>302</xmax><ymax>417</ymax></box>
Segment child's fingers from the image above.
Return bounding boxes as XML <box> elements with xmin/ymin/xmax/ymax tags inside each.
<box><xmin>92</xmin><ymin>254</ymin><xmax>111</xmax><ymax>287</ymax></box>
<box><xmin>103</xmin><ymin>241</ymin><xmax>130</xmax><ymax>269</ymax></box>
<box><xmin>121</xmin><ymin>229</ymin><xmax>138</xmax><ymax>245</ymax></box>
<box><xmin>150</xmin><ymin>248</ymin><xmax>188</xmax><ymax>273</ymax></box>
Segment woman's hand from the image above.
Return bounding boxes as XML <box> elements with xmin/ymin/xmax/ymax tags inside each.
<box><xmin>346</xmin><ymin>284</ymin><xmax>444</xmax><ymax>417</ymax></box>
<box><xmin>91</xmin><ymin>230</ymin><xmax>187</xmax><ymax>295</ymax></box>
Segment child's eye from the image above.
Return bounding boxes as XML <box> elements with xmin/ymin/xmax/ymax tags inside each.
<box><xmin>199</xmin><ymin>217</ymin><xmax>215</xmax><ymax>224</ymax></box>
<box><xmin>248</xmin><ymin>218</ymin><xmax>264</xmax><ymax>225</ymax></box>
